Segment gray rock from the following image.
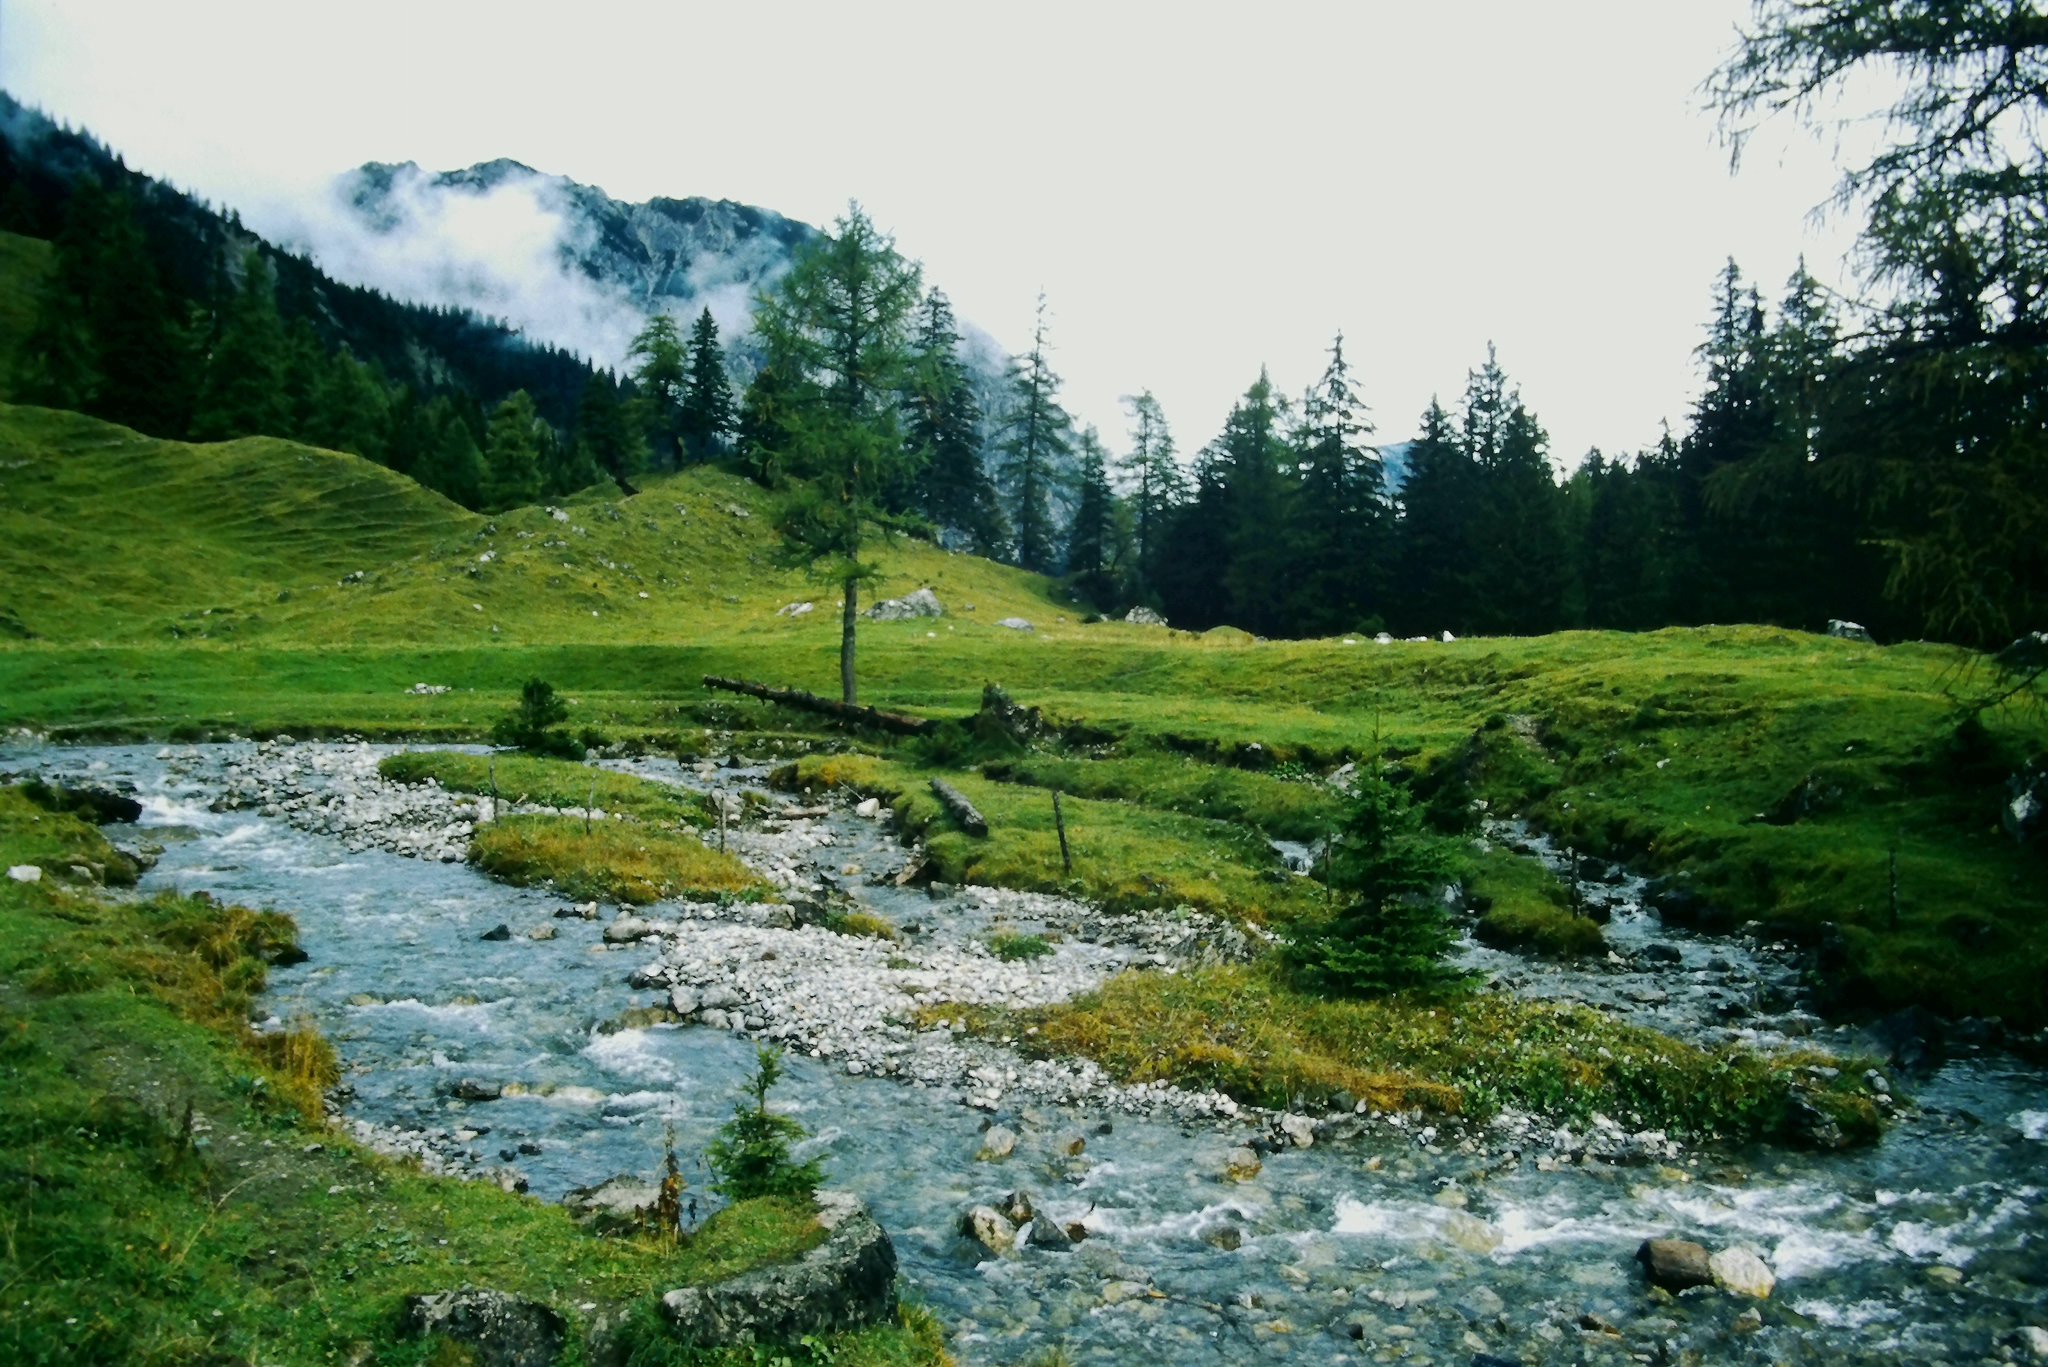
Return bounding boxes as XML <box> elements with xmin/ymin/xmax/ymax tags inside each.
<box><xmin>1826</xmin><ymin>618</ymin><xmax>1876</xmax><ymax>644</ymax></box>
<box><xmin>662</xmin><ymin>1193</ymin><xmax>896</xmax><ymax>1346</ymax></box>
<box><xmin>1710</xmin><ymin>1245</ymin><xmax>1776</xmax><ymax>1298</ymax></box>
<box><xmin>628</xmin><ymin>962</ymin><xmax>670</xmax><ymax>989</ymax></box>
<box><xmin>603</xmin><ymin>917</ymin><xmax>653</xmax><ymax>944</ymax></box>
<box><xmin>1637</xmin><ymin>1237</ymin><xmax>1713</xmax><ymax>1291</ymax></box>
<box><xmin>999</xmin><ymin>1190</ymin><xmax>1035</xmax><ymax>1224</ymax></box>
<box><xmin>1198</xmin><ymin>1224</ymin><xmax>1241</xmax><ymax>1251</ymax></box>
<box><xmin>699</xmin><ymin>984</ymin><xmax>743</xmax><ymax>1011</ymax></box>
<box><xmin>1279</xmin><ymin>1114</ymin><xmax>1316</xmax><ymax>1148</ymax></box>
<box><xmin>402</xmin><ymin>1288</ymin><xmax>565</xmax><ymax>1367</ymax></box>
<box><xmin>669</xmin><ymin>985</ymin><xmax>702</xmax><ymax>1016</ymax></box>
<box><xmin>1025</xmin><ymin>1217</ymin><xmax>1074</xmax><ymax>1251</ymax></box>
<box><xmin>699</xmin><ymin>1008</ymin><xmax>732</xmax><ymax>1031</ymax></box>
<box><xmin>1224</xmin><ymin>1146</ymin><xmax>1261</xmax><ymax>1181</ymax></box>
<box><xmin>995</xmin><ymin>617</ymin><xmax>1033</xmax><ymax>631</ymax></box>
<box><xmin>562</xmin><ymin>1173</ymin><xmax>661</xmax><ymax>1235</ymax></box>
<box><xmin>1123</xmin><ymin>606</ymin><xmax>1166</xmax><ymax>626</ymax></box>
<box><xmin>962</xmin><ymin>1204</ymin><xmax>1016</xmax><ymax>1253</ymax></box>
<box><xmin>479</xmin><ymin>923</ymin><xmax>512</xmax><ymax>941</ymax></box>
<box><xmin>976</xmin><ymin>1126</ymin><xmax>1017</xmax><ymax>1161</ymax></box>
<box><xmin>865</xmin><ymin>587</ymin><xmax>943</xmax><ymax>621</ymax></box>
<box><xmin>450</xmin><ymin>1077</ymin><xmax>503</xmax><ymax>1101</ymax></box>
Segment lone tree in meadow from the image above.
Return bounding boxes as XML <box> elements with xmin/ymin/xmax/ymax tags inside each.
<box><xmin>491</xmin><ymin>678</ymin><xmax>579</xmax><ymax>758</ymax></box>
<box><xmin>750</xmin><ymin>203</ymin><xmax>924</xmax><ymax>704</ymax></box>
<box><xmin>1288</xmin><ymin>759</ymin><xmax>1465</xmax><ymax>998</ymax></box>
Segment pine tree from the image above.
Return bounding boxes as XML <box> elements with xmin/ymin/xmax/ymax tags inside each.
<box><xmin>191</xmin><ymin>251</ymin><xmax>289</xmax><ymax>442</ymax></box>
<box><xmin>677</xmin><ymin>307</ymin><xmax>737</xmax><ymax>461</ymax></box>
<box><xmin>1216</xmin><ymin>367</ymin><xmax>1296</xmax><ymax>637</ymax></box>
<box><xmin>627</xmin><ymin>314</ymin><xmax>689</xmax><ymax>467</ymax></box>
<box><xmin>905</xmin><ymin>289</ymin><xmax>1006</xmax><ymax>555</ymax></box>
<box><xmin>1118</xmin><ymin>390</ymin><xmax>1185</xmax><ymax>596</ymax></box>
<box><xmin>1152</xmin><ymin>438</ymin><xmax>1234</xmax><ymax>629</ymax></box>
<box><xmin>280</xmin><ymin>315</ymin><xmax>323</xmax><ymax>441</ymax></box>
<box><xmin>1290</xmin><ymin>333</ymin><xmax>1388</xmax><ymax>635</ymax></box>
<box><xmin>307</xmin><ymin>348</ymin><xmax>389</xmax><ymax>462</ymax></box>
<box><xmin>751</xmin><ymin>203</ymin><xmax>923</xmax><ymax>703</ymax></box>
<box><xmin>998</xmin><ymin>293</ymin><xmax>1072</xmax><ymax>573</ymax></box>
<box><xmin>482</xmin><ymin>390</ymin><xmax>545</xmax><ymax>511</ymax></box>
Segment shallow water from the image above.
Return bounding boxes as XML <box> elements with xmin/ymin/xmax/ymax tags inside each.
<box><xmin>9</xmin><ymin>740</ymin><xmax>2047</xmax><ymax>1365</ymax></box>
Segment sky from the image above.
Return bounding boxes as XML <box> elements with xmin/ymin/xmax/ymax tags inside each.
<box><xmin>0</xmin><ymin>0</ymin><xmax>1864</xmax><ymax>466</ymax></box>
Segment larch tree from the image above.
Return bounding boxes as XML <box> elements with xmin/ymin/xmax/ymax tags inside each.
<box><xmin>751</xmin><ymin>203</ymin><xmax>924</xmax><ymax>703</ymax></box>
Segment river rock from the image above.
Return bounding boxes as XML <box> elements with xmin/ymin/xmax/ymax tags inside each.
<box><xmin>976</xmin><ymin>1126</ymin><xmax>1018</xmax><ymax>1161</ymax></box>
<box><xmin>479</xmin><ymin>923</ymin><xmax>512</xmax><ymax>941</ymax></box>
<box><xmin>450</xmin><ymin>1077</ymin><xmax>503</xmax><ymax>1101</ymax></box>
<box><xmin>604</xmin><ymin>916</ymin><xmax>654</xmax><ymax>944</ymax></box>
<box><xmin>1225</xmin><ymin>1146</ymin><xmax>1262</xmax><ymax>1181</ymax></box>
<box><xmin>2012</xmin><ymin>1326</ymin><xmax>2048</xmax><ymax>1362</ymax></box>
<box><xmin>562</xmin><ymin>1173</ymin><xmax>660</xmax><ymax>1235</ymax></box>
<box><xmin>1279</xmin><ymin>1114</ymin><xmax>1316</xmax><ymax>1148</ymax></box>
<box><xmin>1443</xmin><ymin>1211</ymin><xmax>1502</xmax><ymax>1254</ymax></box>
<box><xmin>699</xmin><ymin>1008</ymin><xmax>732</xmax><ymax>1030</ymax></box>
<box><xmin>1025</xmin><ymin>1217</ymin><xmax>1074</xmax><ymax>1251</ymax></box>
<box><xmin>402</xmin><ymin>1288</ymin><xmax>565</xmax><ymax>1367</ymax></box>
<box><xmin>962</xmin><ymin>1204</ymin><xmax>1016</xmax><ymax>1253</ymax></box>
<box><xmin>1637</xmin><ymin>1238</ymin><xmax>1713</xmax><ymax>1291</ymax></box>
<box><xmin>628</xmin><ymin>962</ymin><xmax>671</xmax><ymax>989</ymax></box>
<box><xmin>669</xmin><ymin>985</ymin><xmax>701</xmax><ymax>1016</ymax></box>
<box><xmin>1199</xmin><ymin>1224</ymin><xmax>1241</xmax><ymax>1251</ymax></box>
<box><xmin>526</xmin><ymin>923</ymin><xmax>556</xmax><ymax>940</ymax></box>
<box><xmin>1710</xmin><ymin>1246</ymin><xmax>1775</xmax><ymax>1298</ymax></box>
<box><xmin>999</xmin><ymin>1191</ymin><xmax>1034</xmax><ymax>1224</ymax></box>
<box><xmin>662</xmin><ymin>1192</ymin><xmax>897</xmax><ymax>1344</ymax></box>
<box><xmin>699</xmin><ymin>984</ymin><xmax>743</xmax><ymax>1011</ymax></box>
<box><xmin>1055</xmin><ymin>1132</ymin><xmax>1087</xmax><ymax>1156</ymax></box>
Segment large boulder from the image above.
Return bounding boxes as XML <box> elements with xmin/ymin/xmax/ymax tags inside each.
<box><xmin>661</xmin><ymin>1193</ymin><xmax>896</xmax><ymax>1346</ymax></box>
<box><xmin>1124</xmin><ymin>606</ymin><xmax>1166</xmax><ymax>626</ymax></box>
<box><xmin>1826</xmin><ymin>619</ymin><xmax>1876</xmax><ymax>644</ymax></box>
<box><xmin>402</xmin><ymin>1288</ymin><xmax>566</xmax><ymax>1367</ymax></box>
<box><xmin>866</xmin><ymin>588</ymin><xmax>943</xmax><ymax>621</ymax></box>
<box><xmin>1637</xmin><ymin>1237</ymin><xmax>1713</xmax><ymax>1291</ymax></box>
<box><xmin>961</xmin><ymin>1204</ymin><xmax>1016</xmax><ymax>1254</ymax></box>
<box><xmin>1710</xmin><ymin>1245</ymin><xmax>1776</xmax><ymax>1298</ymax></box>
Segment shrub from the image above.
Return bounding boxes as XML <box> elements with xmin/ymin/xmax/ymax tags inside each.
<box><xmin>491</xmin><ymin>677</ymin><xmax>581</xmax><ymax>758</ymax></box>
<box><xmin>988</xmin><ymin>931</ymin><xmax>1052</xmax><ymax>961</ymax></box>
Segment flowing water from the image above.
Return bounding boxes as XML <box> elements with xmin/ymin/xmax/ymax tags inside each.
<box><xmin>8</xmin><ymin>740</ymin><xmax>2046</xmax><ymax>1365</ymax></box>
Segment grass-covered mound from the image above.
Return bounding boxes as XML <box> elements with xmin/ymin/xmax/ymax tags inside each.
<box><xmin>380</xmin><ymin>748</ymin><xmax>713</xmax><ymax>826</ymax></box>
<box><xmin>0</xmin><ymin>786</ymin><xmax>942</xmax><ymax>1365</ymax></box>
<box><xmin>981</xmin><ymin>751</ymin><xmax>1347</xmax><ymax>843</ymax></box>
<box><xmin>1016</xmin><ymin>964</ymin><xmax>1881</xmax><ymax>1143</ymax></box>
<box><xmin>1466</xmin><ymin>844</ymin><xmax>1606</xmax><ymax>957</ymax></box>
<box><xmin>469</xmin><ymin>814</ymin><xmax>767</xmax><ymax>905</ymax></box>
<box><xmin>772</xmin><ymin>752</ymin><xmax>1325</xmax><ymax>925</ymax></box>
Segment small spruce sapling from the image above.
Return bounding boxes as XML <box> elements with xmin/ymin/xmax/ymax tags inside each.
<box><xmin>1288</xmin><ymin>756</ymin><xmax>1467</xmax><ymax>997</ymax></box>
<box><xmin>705</xmin><ymin>1045</ymin><xmax>824</xmax><ymax>1201</ymax></box>
<box><xmin>491</xmin><ymin>678</ymin><xmax>582</xmax><ymax>759</ymax></box>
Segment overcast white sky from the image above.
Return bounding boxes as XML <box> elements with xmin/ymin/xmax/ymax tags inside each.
<box><xmin>0</xmin><ymin>0</ymin><xmax>1860</xmax><ymax>465</ymax></box>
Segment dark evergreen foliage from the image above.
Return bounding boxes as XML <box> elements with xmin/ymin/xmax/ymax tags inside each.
<box><xmin>703</xmin><ymin>1046</ymin><xmax>824</xmax><ymax>1201</ymax></box>
<box><xmin>677</xmin><ymin>307</ymin><xmax>737</xmax><ymax>461</ymax></box>
<box><xmin>999</xmin><ymin>294</ymin><xmax>1072</xmax><ymax>573</ymax></box>
<box><xmin>905</xmin><ymin>290</ymin><xmax>1007</xmax><ymax>555</ymax></box>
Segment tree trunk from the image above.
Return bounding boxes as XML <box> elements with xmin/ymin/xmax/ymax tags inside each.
<box><xmin>840</xmin><ymin>576</ymin><xmax>859</xmax><ymax>704</ymax></box>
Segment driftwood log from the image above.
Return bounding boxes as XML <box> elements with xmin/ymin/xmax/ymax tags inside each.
<box><xmin>701</xmin><ymin>676</ymin><xmax>937</xmax><ymax>736</ymax></box>
<box><xmin>929</xmin><ymin>779</ymin><xmax>989</xmax><ymax>837</ymax></box>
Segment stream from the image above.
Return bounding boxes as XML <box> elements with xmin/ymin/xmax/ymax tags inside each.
<box><xmin>7</xmin><ymin>738</ymin><xmax>2046</xmax><ymax>1366</ymax></box>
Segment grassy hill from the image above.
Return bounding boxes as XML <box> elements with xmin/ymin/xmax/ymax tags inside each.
<box><xmin>0</xmin><ymin>404</ymin><xmax>2043</xmax><ymax>1025</ymax></box>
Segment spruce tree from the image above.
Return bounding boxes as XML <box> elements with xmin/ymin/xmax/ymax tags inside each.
<box><xmin>482</xmin><ymin>390</ymin><xmax>545</xmax><ymax>511</ymax></box>
<box><xmin>905</xmin><ymin>289</ymin><xmax>1006</xmax><ymax>555</ymax></box>
<box><xmin>1290</xmin><ymin>333</ymin><xmax>1388</xmax><ymax>635</ymax></box>
<box><xmin>1392</xmin><ymin>397</ymin><xmax>1478</xmax><ymax>635</ymax></box>
<box><xmin>280</xmin><ymin>316</ymin><xmax>324</xmax><ymax>442</ymax></box>
<box><xmin>1287</xmin><ymin>758</ymin><xmax>1464</xmax><ymax>998</ymax></box>
<box><xmin>1118</xmin><ymin>390</ymin><xmax>1184</xmax><ymax>596</ymax></box>
<box><xmin>751</xmin><ymin>204</ymin><xmax>923</xmax><ymax>703</ymax></box>
<box><xmin>411</xmin><ymin>397</ymin><xmax>489</xmax><ymax>509</ymax></box>
<box><xmin>677</xmin><ymin>307</ymin><xmax>737</xmax><ymax>461</ymax></box>
<box><xmin>1063</xmin><ymin>425</ymin><xmax>1125</xmax><ymax>605</ymax></box>
<box><xmin>571</xmin><ymin>374</ymin><xmax>646</xmax><ymax>486</ymax></box>
<box><xmin>998</xmin><ymin>293</ymin><xmax>1072</xmax><ymax>573</ymax></box>
<box><xmin>191</xmin><ymin>251</ymin><xmax>289</xmax><ymax>442</ymax></box>
<box><xmin>308</xmin><ymin>349</ymin><xmax>389</xmax><ymax>462</ymax></box>
<box><xmin>736</xmin><ymin>362</ymin><xmax>796</xmax><ymax>486</ymax></box>
<box><xmin>1216</xmin><ymin>367</ymin><xmax>1296</xmax><ymax>637</ymax></box>
<box><xmin>1152</xmin><ymin>439</ymin><xmax>1234</xmax><ymax>629</ymax></box>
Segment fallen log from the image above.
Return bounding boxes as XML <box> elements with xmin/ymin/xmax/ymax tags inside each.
<box><xmin>701</xmin><ymin>676</ymin><xmax>937</xmax><ymax>736</ymax></box>
<box><xmin>929</xmin><ymin>779</ymin><xmax>989</xmax><ymax>837</ymax></box>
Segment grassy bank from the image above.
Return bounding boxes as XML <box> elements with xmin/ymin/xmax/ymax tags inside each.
<box><xmin>469</xmin><ymin>814</ymin><xmax>768</xmax><ymax>905</ymax></box>
<box><xmin>1014</xmin><ymin>964</ymin><xmax>1881</xmax><ymax>1143</ymax></box>
<box><xmin>1466</xmin><ymin>844</ymin><xmax>1606</xmax><ymax>957</ymax></box>
<box><xmin>380</xmin><ymin>748</ymin><xmax>714</xmax><ymax>826</ymax></box>
<box><xmin>0</xmin><ymin>786</ymin><xmax>942</xmax><ymax>1365</ymax></box>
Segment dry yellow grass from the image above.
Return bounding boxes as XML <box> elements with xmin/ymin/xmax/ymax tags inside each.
<box><xmin>468</xmin><ymin>814</ymin><xmax>767</xmax><ymax>904</ymax></box>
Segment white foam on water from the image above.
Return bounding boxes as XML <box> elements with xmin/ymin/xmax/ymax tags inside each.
<box><xmin>581</xmin><ymin>1028</ymin><xmax>682</xmax><ymax>1086</ymax></box>
<box><xmin>347</xmin><ymin>997</ymin><xmax>507</xmax><ymax>1027</ymax></box>
<box><xmin>1886</xmin><ymin>1191</ymin><xmax>2035</xmax><ymax>1267</ymax></box>
<box><xmin>1793</xmin><ymin>1298</ymin><xmax>1898</xmax><ymax>1329</ymax></box>
<box><xmin>2009</xmin><ymin>1109</ymin><xmax>2048</xmax><ymax>1140</ymax></box>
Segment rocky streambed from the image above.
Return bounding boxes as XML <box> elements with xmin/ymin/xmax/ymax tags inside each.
<box><xmin>8</xmin><ymin>737</ymin><xmax>2048</xmax><ymax>1366</ymax></box>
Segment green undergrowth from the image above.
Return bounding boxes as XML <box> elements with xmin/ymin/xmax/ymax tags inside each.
<box><xmin>468</xmin><ymin>815</ymin><xmax>768</xmax><ymax>906</ymax></box>
<box><xmin>0</xmin><ymin>784</ymin><xmax>940</xmax><ymax>1366</ymax></box>
<box><xmin>1465</xmin><ymin>844</ymin><xmax>1606</xmax><ymax>957</ymax></box>
<box><xmin>380</xmin><ymin>749</ymin><xmax>713</xmax><ymax>826</ymax></box>
<box><xmin>770</xmin><ymin>754</ymin><xmax>1325</xmax><ymax>926</ymax></box>
<box><xmin>1019</xmin><ymin>963</ymin><xmax>1882</xmax><ymax>1143</ymax></box>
